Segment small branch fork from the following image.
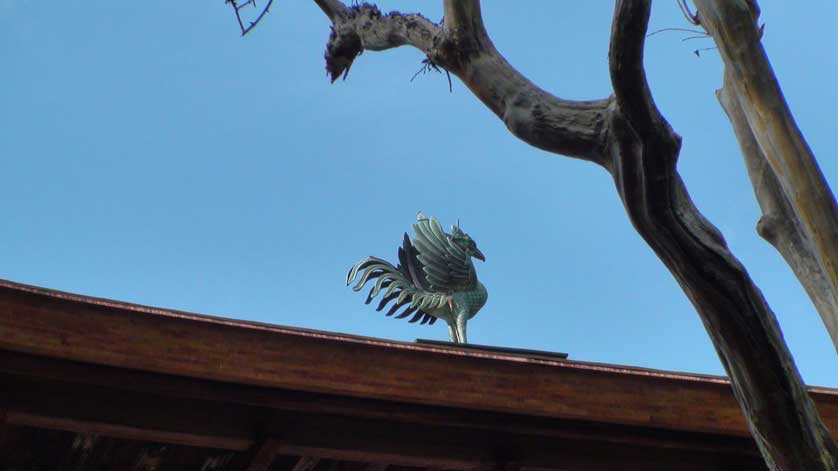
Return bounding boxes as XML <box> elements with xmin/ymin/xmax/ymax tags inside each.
<box><xmin>677</xmin><ymin>0</ymin><xmax>700</xmax><ymax>24</ymax></box>
<box><xmin>227</xmin><ymin>0</ymin><xmax>274</xmax><ymax>36</ymax></box>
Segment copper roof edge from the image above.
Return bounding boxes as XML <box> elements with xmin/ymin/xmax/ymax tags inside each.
<box><xmin>2</xmin><ymin>277</ymin><xmax>836</xmax><ymax>395</ymax></box>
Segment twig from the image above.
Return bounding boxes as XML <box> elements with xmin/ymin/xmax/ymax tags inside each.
<box><xmin>647</xmin><ymin>27</ymin><xmax>704</xmax><ymax>38</ymax></box>
<box><xmin>227</xmin><ymin>0</ymin><xmax>275</xmax><ymax>36</ymax></box>
<box><xmin>693</xmin><ymin>46</ymin><xmax>717</xmax><ymax>57</ymax></box>
<box><xmin>677</xmin><ymin>0</ymin><xmax>700</xmax><ymax>25</ymax></box>
<box><xmin>410</xmin><ymin>58</ymin><xmax>453</xmax><ymax>93</ymax></box>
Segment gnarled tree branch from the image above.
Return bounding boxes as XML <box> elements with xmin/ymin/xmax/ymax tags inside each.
<box><xmin>313</xmin><ymin>0</ymin><xmax>347</xmax><ymax>22</ymax></box>
<box><xmin>321</xmin><ymin>4</ymin><xmax>440</xmax><ymax>82</ymax></box>
<box><xmin>717</xmin><ymin>72</ymin><xmax>838</xmax><ymax>345</ymax></box>
<box><xmin>322</xmin><ymin>2</ymin><xmax>610</xmax><ymax>164</ymax></box>
<box><xmin>307</xmin><ymin>1</ymin><xmax>838</xmax><ymax>470</ymax></box>
<box><xmin>693</xmin><ymin>0</ymin><xmax>838</xmax><ymax>353</ymax></box>
<box><xmin>607</xmin><ymin>2</ymin><xmax>838</xmax><ymax>470</ymax></box>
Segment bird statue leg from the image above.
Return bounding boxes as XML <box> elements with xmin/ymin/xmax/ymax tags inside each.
<box><xmin>444</xmin><ymin>299</ymin><xmax>470</xmax><ymax>344</ymax></box>
<box><xmin>455</xmin><ymin>311</ymin><xmax>468</xmax><ymax>344</ymax></box>
<box><xmin>446</xmin><ymin>321</ymin><xmax>460</xmax><ymax>343</ymax></box>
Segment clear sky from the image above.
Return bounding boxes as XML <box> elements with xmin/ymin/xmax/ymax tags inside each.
<box><xmin>2</xmin><ymin>1</ymin><xmax>836</xmax><ymax>387</ymax></box>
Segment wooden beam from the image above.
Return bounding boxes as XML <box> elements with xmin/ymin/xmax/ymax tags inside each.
<box><xmin>276</xmin><ymin>414</ymin><xmax>765</xmax><ymax>471</ymax></box>
<box><xmin>0</xmin><ymin>369</ymin><xmax>766</xmax><ymax>471</ymax></box>
<box><xmin>332</xmin><ymin>461</ymin><xmax>376</xmax><ymax>471</ymax></box>
<box><xmin>0</xmin><ymin>352</ymin><xmax>761</xmax><ymax>457</ymax></box>
<box><xmin>3</xmin><ymin>374</ymin><xmax>256</xmax><ymax>451</ymax></box>
<box><xmin>286</xmin><ymin>430</ymin><xmax>495</xmax><ymax>470</ymax></box>
<box><xmin>0</xmin><ymin>408</ymin><xmax>7</xmax><ymax>450</ymax></box>
<box><xmin>291</xmin><ymin>456</ymin><xmax>321</xmax><ymax>471</ymax></box>
<box><xmin>5</xmin><ymin>411</ymin><xmax>252</xmax><ymax>451</ymax></box>
<box><xmin>1</xmin><ymin>279</ymin><xmax>836</xmax><ymax>440</ymax></box>
<box><xmin>244</xmin><ymin>437</ymin><xmax>283</xmax><ymax>471</ymax></box>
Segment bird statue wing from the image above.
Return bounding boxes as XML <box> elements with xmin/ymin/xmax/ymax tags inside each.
<box><xmin>411</xmin><ymin>213</ymin><xmax>474</xmax><ymax>293</ymax></box>
<box><xmin>345</xmin><ymin>213</ymin><xmax>479</xmax><ymax>327</ymax></box>
<box><xmin>346</xmin><ymin>212</ymin><xmax>486</xmax><ymax>343</ymax></box>
<box><xmin>346</xmin><ymin>249</ymin><xmax>447</xmax><ymax>326</ymax></box>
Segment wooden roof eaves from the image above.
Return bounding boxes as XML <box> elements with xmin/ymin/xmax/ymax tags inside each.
<box><xmin>1</xmin><ymin>278</ymin><xmax>836</xmax><ymax>438</ymax></box>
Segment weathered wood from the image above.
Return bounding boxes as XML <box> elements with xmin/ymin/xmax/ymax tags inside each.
<box><xmin>275</xmin><ymin>415</ymin><xmax>494</xmax><ymax>470</ymax></box>
<box><xmin>606</xmin><ymin>2</ymin><xmax>838</xmax><ymax>470</ymax></box>
<box><xmin>0</xmin><ymin>351</ymin><xmax>775</xmax><ymax>458</ymax></box>
<box><xmin>274</xmin><ymin>413</ymin><xmax>763</xmax><ymax>471</ymax></box>
<box><xmin>0</xmin><ymin>408</ymin><xmax>7</xmax><ymax>452</ymax></box>
<box><xmin>4</xmin><ymin>280</ymin><xmax>837</xmax><ymax>440</ymax></box>
<box><xmin>290</xmin><ymin>456</ymin><xmax>320</xmax><ymax>471</ymax></box>
<box><xmin>0</xmin><ymin>425</ymin><xmax>241</xmax><ymax>471</ymax></box>
<box><xmin>6</xmin><ymin>412</ymin><xmax>252</xmax><ymax>452</ymax></box>
<box><xmin>3</xmin><ymin>374</ymin><xmax>256</xmax><ymax>451</ymax></box>
<box><xmin>244</xmin><ymin>437</ymin><xmax>283</xmax><ymax>471</ymax></box>
<box><xmin>201</xmin><ymin>453</ymin><xmax>238</xmax><ymax>471</ymax></box>
<box><xmin>66</xmin><ymin>433</ymin><xmax>99</xmax><ymax>471</ymax></box>
<box><xmin>314</xmin><ymin>0</ymin><xmax>611</xmax><ymax>164</ymax></box>
<box><xmin>304</xmin><ymin>1</ymin><xmax>838</xmax><ymax>470</ymax></box>
<box><xmin>0</xmin><ymin>348</ymin><xmax>774</xmax><ymax>471</ymax></box>
<box><xmin>1</xmin><ymin>370</ymin><xmax>767</xmax><ymax>471</ymax></box>
<box><xmin>693</xmin><ymin>0</ymin><xmax>838</xmax><ymax>354</ymax></box>
<box><xmin>716</xmin><ymin>72</ymin><xmax>838</xmax><ymax>346</ymax></box>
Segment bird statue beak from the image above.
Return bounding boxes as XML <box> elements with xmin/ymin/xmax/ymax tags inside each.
<box><xmin>473</xmin><ymin>249</ymin><xmax>486</xmax><ymax>262</ymax></box>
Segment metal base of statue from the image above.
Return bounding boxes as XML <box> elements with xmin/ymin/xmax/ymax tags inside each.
<box><xmin>416</xmin><ymin>339</ymin><xmax>569</xmax><ymax>360</ymax></box>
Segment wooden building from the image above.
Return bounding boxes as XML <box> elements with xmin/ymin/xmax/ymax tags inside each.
<box><xmin>1</xmin><ymin>279</ymin><xmax>837</xmax><ymax>470</ymax></box>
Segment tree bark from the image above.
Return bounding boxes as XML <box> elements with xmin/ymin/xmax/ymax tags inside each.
<box><xmin>693</xmin><ymin>0</ymin><xmax>838</xmax><ymax>354</ymax></box>
<box><xmin>306</xmin><ymin>1</ymin><xmax>838</xmax><ymax>470</ymax></box>
<box><xmin>716</xmin><ymin>72</ymin><xmax>838</xmax><ymax>349</ymax></box>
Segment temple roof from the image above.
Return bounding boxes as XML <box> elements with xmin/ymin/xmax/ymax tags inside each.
<box><xmin>1</xmin><ymin>279</ymin><xmax>836</xmax><ymax>470</ymax></box>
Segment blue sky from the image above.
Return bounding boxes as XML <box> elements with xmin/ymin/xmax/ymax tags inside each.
<box><xmin>2</xmin><ymin>1</ymin><xmax>836</xmax><ymax>387</ymax></box>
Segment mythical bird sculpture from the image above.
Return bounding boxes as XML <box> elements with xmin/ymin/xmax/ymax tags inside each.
<box><xmin>346</xmin><ymin>212</ymin><xmax>487</xmax><ymax>343</ymax></box>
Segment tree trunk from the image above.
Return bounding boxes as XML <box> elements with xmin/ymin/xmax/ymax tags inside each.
<box><xmin>693</xmin><ymin>0</ymin><xmax>838</xmax><ymax>354</ymax></box>
<box><xmin>300</xmin><ymin>1</ymin><xmax>838</xmax><ymax>470</ymax></box>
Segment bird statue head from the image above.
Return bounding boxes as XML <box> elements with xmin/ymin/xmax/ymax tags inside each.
<box><xmin>450</xmin><ymin>224</ymin><xmax>485</xmax><ymax>262</ymax></box>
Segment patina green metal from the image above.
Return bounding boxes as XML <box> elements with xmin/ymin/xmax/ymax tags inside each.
<box><xmin>346</xmin><ymin>212</ymin><xmax>487</xmax><ymax>343</ymax></box>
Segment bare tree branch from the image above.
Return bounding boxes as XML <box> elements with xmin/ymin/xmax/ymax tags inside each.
<box><xmin>322</xmin><ymin>4</ymin><xmax>440</xmax><ymax>82</ymax></box>
<box><xmin>693</xmin><ymin>0</ymin><xmax>838</xmax><ymax>353</ymax></box>
<box><xmin>607</xmin><ymin>2</ymin><xmax>838</xmax><ymax>470</ymax></box>
<box><xmin>313</xmin><ymin>0</ymin><xmax>347</xmax><ymax>22</ymax></box>
<box><xmin>440</xmin><ymin>0</ymin><xmax>488</xmax><ymax>57</ymax></box>
<box><xmin>306</xmin><ymin>1</ymin><xmax>838</xmax><ymax>470</ymax></box>
<box><xmin>609</xmin><ymin>0</ymin><xmax>680</xmax><ymax>152</ymax></box>
<box><xmin>322</xmin><ymin>2</ymin><xmax>610</xmax><ymax>163</ymax></box>
<box><xmin>227</xmin><ymin>0</ymin><xmax>274</xmax><ymax>36</ymax></box>
<box><xmin>717</xmin><ymin>73</ymin><xmax>838</xmax><ymax>344</ymax></box>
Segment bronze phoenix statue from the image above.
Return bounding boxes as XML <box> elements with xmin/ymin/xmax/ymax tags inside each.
<box><xmin>346</xmin><ymin>212</ymin><xmax>487</xmax><ymax>343</ymax></box>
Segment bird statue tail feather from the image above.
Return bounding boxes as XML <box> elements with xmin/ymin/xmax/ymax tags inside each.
<box><xmin>346</xmin><ymin>256</ymin><xmax>440</xmax><ymax>325</ymax></box>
